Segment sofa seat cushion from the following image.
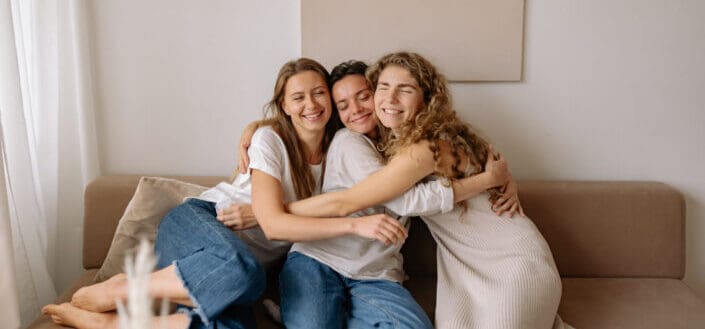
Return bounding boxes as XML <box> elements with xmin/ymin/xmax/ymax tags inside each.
<box><xmin>559</xmin><ymin>278</ymin><xmax>705</xmax><ymax>329</ymax></box>
<box><xmin>27</xmin><ymin>275</ymin><xmax>705</xmax><ymax>329</ymax></box>
<box><xmin>26</xmin><ymin>269</ymin><xmax>284</xmax><ymax>329</ymax></box>
<box><xmin>400</xmin><ymin>276</ymin><xmax>705</xmax><ymax>328</ymax></box>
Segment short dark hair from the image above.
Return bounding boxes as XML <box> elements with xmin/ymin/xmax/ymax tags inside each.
<box><xmin>329</xmin><ymin>60</ymin><xmax>368</xmax><ymax>89</ymax></box>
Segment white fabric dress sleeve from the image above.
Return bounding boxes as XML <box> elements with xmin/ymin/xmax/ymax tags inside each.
<box><xmin>336</xmin><ymin>131</ymin><xmax>455</xmax><ymax>216</ymax></box>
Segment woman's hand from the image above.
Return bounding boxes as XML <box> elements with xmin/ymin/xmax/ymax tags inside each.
<box><xmin>484</xmin><ymin>145</ymin><xmax>510</xmax><ymax>188</ymax></box>
<box><xmin>351</xmin><ymin>214</ymin><xmax>408</xmax><ymax>245</ymax></box>
<box><xmin>492</xmin><ymin>178</ymin><xmax>526</xmax><ymax>218</ymax></box>
<box><xmin>237</xmin><ymin>121</ymin><xmax>260</xmax><ymax>174</ymax></box>
<box><xmin>217</xmin><ymin>203</ymin><xmax>258</xmax><ymax>231</ymax></box>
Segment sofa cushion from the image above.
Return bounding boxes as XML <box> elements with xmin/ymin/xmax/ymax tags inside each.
<box><xmin>559</xmin><ymin>278</ymin><xmax>705</xmax><ymax>329</ymax></box>
<box><xmin>32</xmin><ymin>274</ymin><xmax>705</xmax><ymax>329</ymax></box>
<box><xmin>402</xmin><ymin>277</ymin><xmax>705</xmax><ymax>328</ymax></box>
<box><xmin>94</xmin><ymin>177</ymin><xmax>209</xmax><ymax>281</ymax></box>
<box><xmin>83</xmin><ymin>175</ymin><xmax>225</xmax><ymax>269</ymax></box>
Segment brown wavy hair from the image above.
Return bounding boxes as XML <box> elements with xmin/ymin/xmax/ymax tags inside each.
<box><xmin>263</xmin><ymin>58</ymin><xmax>342</xmax><ymax>199</ymax></box>
<box><xmin>366</xmin><ymin>52</ymin><xmax>497</xmax><ymax>198</ymax></box>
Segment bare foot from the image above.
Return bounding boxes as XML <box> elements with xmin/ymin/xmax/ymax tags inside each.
<box><xmin>71</xmin><ymin>273</ymin><xmax>127</xmax><ymax>312</ymax></box>
<box><xmin>42</xmin><ymin>303</ymin><xmax>117</xmax><ymax>329</ymax></box>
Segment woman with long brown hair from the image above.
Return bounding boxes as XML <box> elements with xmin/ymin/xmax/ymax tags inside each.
<box><xmin>41</xmin><ymin>58</ymin><xmax>408</xmax><ymax>329</ymax></box>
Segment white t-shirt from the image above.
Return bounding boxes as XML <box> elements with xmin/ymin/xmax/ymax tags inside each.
<box><xmin>196</xmin><ymin>126</ymin><xmax>322</xmax><ymax>270</ymax></box>
<box><xmin>291</xmin><ymin>128</ymin><xmax>454</xmax><ymax>282</ymax></box>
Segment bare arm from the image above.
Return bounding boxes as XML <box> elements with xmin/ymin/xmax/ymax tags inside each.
<box><xmin>250</xmin><ymin>169</ymin><xmax>408</xmax><ymax>244</ymax></box>
<box><xmin>222</xmin><ymin>135</ymin><xmax>522</xmax><ymax>225</ymax></box>
<box><xmin>452</xmin><ymin>147</ymin><xmax>509</xmax><ymax>202</ymax></box>
<box><xmin>287</xmin><ymin>141</ymin><xmax>508</xmax><ymax>217</ymax></box>
<box><xmin>222</xmin><ymin>158</ymin><xmax>511</xmax><ymax>225</ymax></box>
<box><xmin>381</xmin><ymin>153</ymin><xmax>508</xmax><ymax>216</ymax></box>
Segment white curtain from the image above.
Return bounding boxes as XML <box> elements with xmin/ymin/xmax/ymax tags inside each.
<box><xmin>0</xmin><ymin>0</ymin><xmax>99</xmax><ymax>327</ymax></box>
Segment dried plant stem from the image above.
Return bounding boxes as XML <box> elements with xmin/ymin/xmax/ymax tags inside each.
<box><xmin>117</xmin><ymin>238</ymin><xmax>168</xmax><ymax>329</ymax></box>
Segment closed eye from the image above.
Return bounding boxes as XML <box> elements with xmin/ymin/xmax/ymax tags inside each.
<box><xmin>376</xmin><ymin>82</ymin><xmax>390</xmax><ymax>91</ymax></box>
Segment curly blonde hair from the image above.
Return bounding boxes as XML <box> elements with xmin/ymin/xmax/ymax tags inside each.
<box><xmin>366</xmin><ymin>52</ymin><xmax>494</xmax><ymax>190</ymax></box>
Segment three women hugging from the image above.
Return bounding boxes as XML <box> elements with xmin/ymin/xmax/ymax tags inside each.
<box><xmin>43</xmin><ymin>52</ymin><xmax>570</xmax><ymax>329</ymax></box>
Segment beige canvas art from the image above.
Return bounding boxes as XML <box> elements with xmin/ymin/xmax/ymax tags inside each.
<box><xmin>301</xmin><ymin>0</ymin><xmax>525</xmax><ymax>82</ymax></box>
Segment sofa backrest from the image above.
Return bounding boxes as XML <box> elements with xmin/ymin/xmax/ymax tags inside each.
<box><xmin>83</xmin><ymin>177</ymin><xmax>685</xmax><ymax>279</ymax></box>
<box><xmin>520</xmin><ymin>181</ymin><xmax>684</xmax><ymax>279</ymax></box>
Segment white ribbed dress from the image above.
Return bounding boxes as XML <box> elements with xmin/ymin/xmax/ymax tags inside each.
<box><xmin>421</xmin><ymin>191</ymin><xmax>573</xmax><ymax>329</ymax></box>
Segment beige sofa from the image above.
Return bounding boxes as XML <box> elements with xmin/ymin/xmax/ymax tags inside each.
<box><xmin>28</xmin><ymin>176</ymin><xmax>705</xmax><ymax>329</ymax></box>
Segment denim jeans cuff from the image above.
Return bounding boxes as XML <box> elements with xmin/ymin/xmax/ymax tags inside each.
<box><xmin>173</xmin><ymin>260</ymin><xmax>211</xmax><ymax>327</ymax></box>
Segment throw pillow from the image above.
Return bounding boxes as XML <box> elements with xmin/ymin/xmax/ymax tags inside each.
<box><xmin>94</xmin><ymin>176</ymin><xmax>208</xmax><ymax>282</ymax></box>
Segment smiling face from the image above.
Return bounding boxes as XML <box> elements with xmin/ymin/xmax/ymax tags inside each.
<box><xmin>373</xmin><ymin>65</ymin><xmax>424</xmax><ymax>134</ymax></box>
<box><xmin>332</xmin><ymin>74</ymin><xmax>378</xmax><ymax>135</ymax></box>
<box><xmin>281</xmin><ymin>70</ymin><xmax>333</xmax><ymax>137</ymax></box>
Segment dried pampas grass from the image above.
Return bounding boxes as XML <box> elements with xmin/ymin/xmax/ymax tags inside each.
<box><xmin>117</xmin><ymin>238</ymin><xmax>168</xmax><ymax>329</ymax></box>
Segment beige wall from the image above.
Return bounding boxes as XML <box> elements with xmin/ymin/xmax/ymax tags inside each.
<box><xmin>68</xmin><ymin>0</ymin><xmax>705</xmax><ymax>299</ymax></box>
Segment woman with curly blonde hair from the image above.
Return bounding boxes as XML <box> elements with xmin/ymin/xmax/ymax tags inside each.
<box><xmin>285</xmin><ymin>52</ymin><xmax>570</xmax><ymax>329</ymax></box>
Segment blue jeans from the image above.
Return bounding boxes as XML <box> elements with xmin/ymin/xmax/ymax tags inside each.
<box><xmin>280</xmin><ymin>252</ymin><xmax>433</xmax><ymax>329</ymax></box>
<box><xmin>155</xmin><ymin>199</ymin><xmax>265</xmax><ymax>329</ymax></box>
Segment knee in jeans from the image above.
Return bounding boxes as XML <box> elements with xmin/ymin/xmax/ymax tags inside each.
<box><xmin>281</xmin><ymin>253</ymin><xmax>322</xmax><ymax>280</ymax></box>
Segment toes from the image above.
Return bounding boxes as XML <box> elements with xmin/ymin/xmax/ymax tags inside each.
<box><xmin>43</xmin><ymin>304</ymin><xmax>67</xmax><ymax>325</ymax></box>
<box><xmin>42</xmin><ymin>304</ymin><xmax>58</xmax><ymax>315</ymax></box>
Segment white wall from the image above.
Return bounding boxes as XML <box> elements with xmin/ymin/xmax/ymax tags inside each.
<box><xmin>53</xmin><ymin>0</ymin><xmax>301</xmax><ymax>291</ymax></box>
<box><xmin>453</xmin><ymin>0</ymin><xmax>705</xmax><ymax>298</ymax></box>
<box><xmin>63</xmin><ymin>0</ymin><xmax>705</xmax><ymax>299</ymax></box>
<box><xmin>90</xmin><ymin>0</ymin><xmax>300</xmax><ymax>176</ymax></box>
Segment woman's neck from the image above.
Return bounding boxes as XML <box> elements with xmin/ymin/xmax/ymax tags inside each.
<box><xmin>297</xmin><ymin>129</ymin><xmax>325</xmax><ymax>165</ymax></box>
